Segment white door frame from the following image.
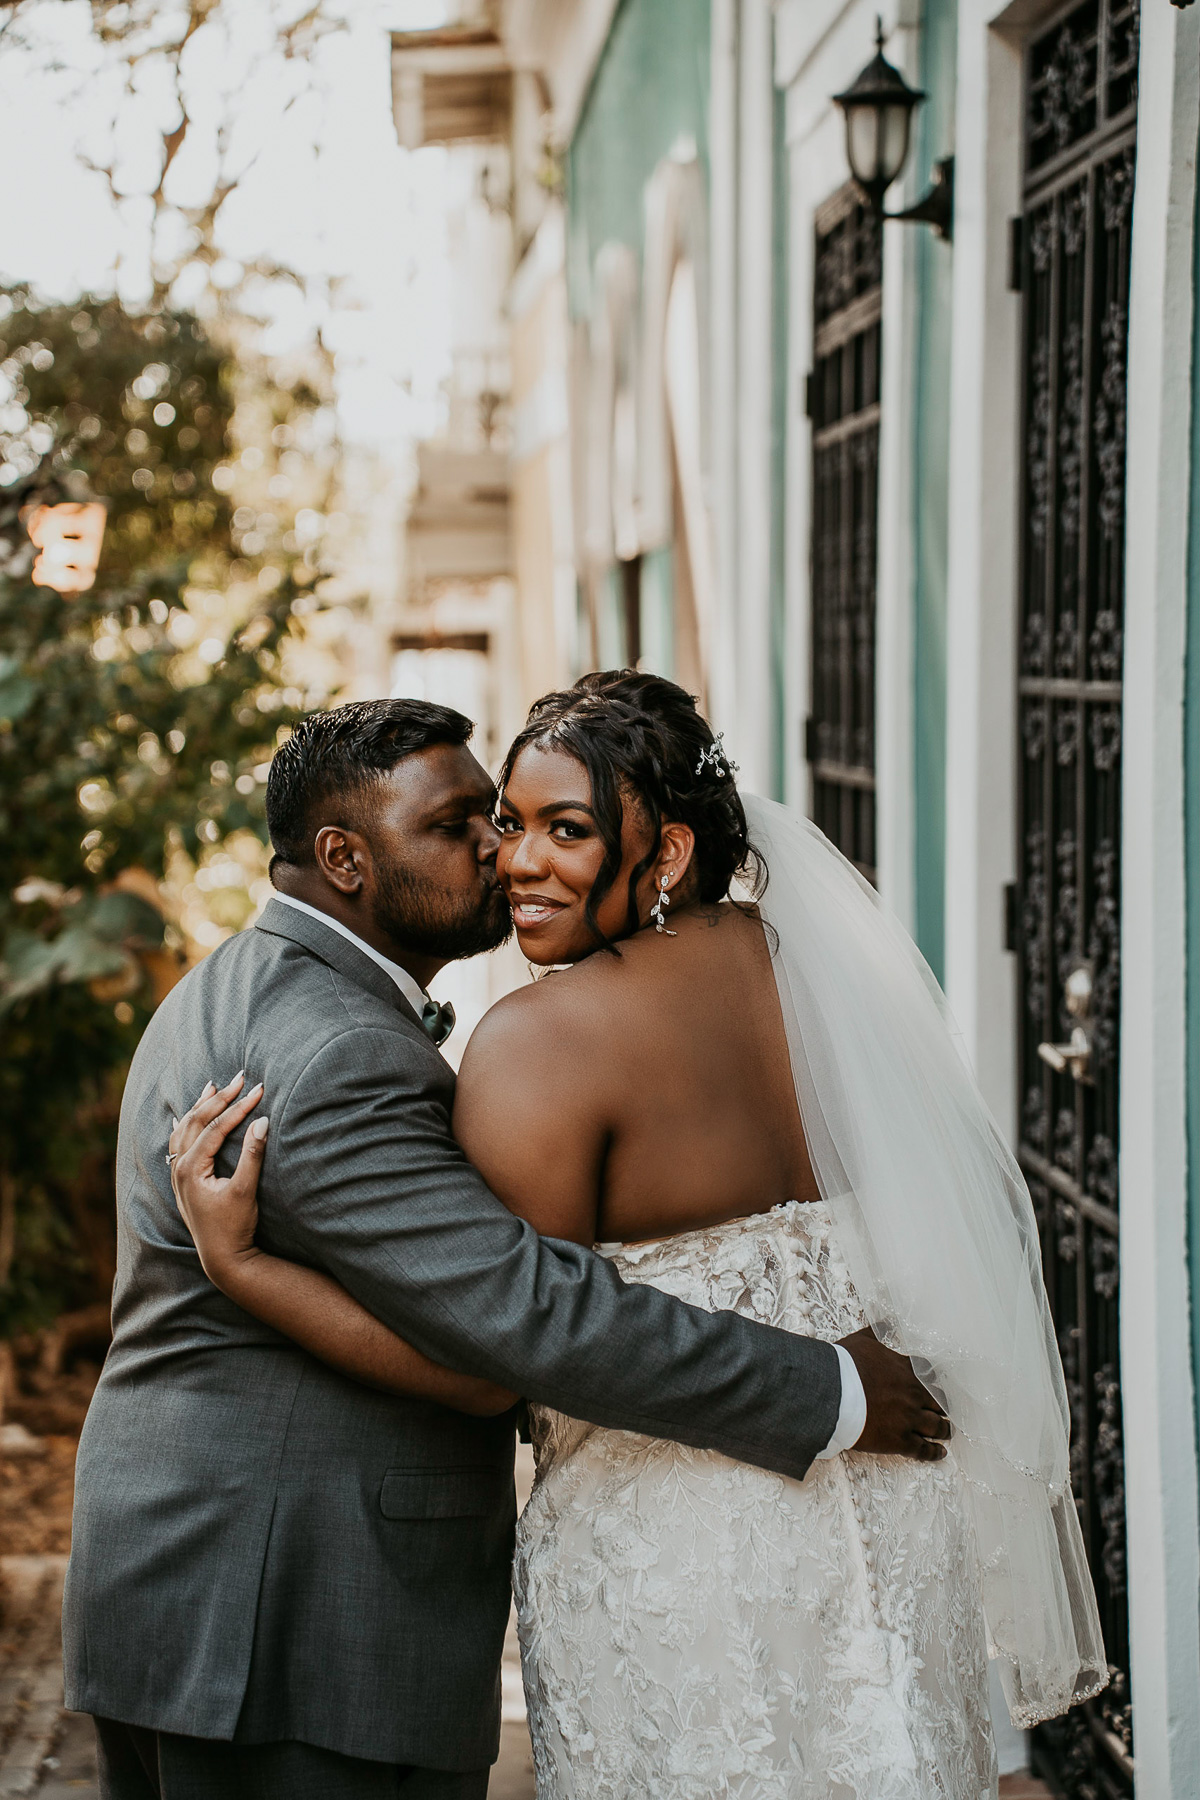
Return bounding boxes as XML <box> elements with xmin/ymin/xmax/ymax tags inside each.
<box><xmin>946</xmin><ymin>4</ymin><xmax>1200</xmax><ymax>1792</ymax></box>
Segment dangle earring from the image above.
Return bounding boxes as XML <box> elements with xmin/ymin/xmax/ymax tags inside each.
<box><xmin>650</xmin><ymin>873</ymin><xmax>677</xmax><ymax>936</ymax></box>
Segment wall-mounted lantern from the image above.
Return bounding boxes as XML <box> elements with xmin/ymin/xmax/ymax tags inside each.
<box><xmin>23</xmin><ymin>500</ymin><xmax>108</xmax><ymax>594</ymax></box>
<box><xmin>1</xmin><ymin>467</ymin><xmax>109</xmax><ymax>595</ymax></box>
<box><xmin>833</xmin><ymin>19</ymin><xmax>954</xmax><ymax>242</ymax></box>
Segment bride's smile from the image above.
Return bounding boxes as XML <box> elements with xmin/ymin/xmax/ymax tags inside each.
<box><xmin>497</xmin><ymin>739</ymin><xmax>697</xmax><ymax>965</ymax></box>
<box><xmin>508</xmin><ymin>896</ymin><xmax>566</xmax><ymax>931</ymax></box>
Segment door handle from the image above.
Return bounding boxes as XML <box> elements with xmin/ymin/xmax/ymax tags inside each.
<box><xmin>1037</xmin><ymin>1026</ymin><xmax>1092</xmax><ymax>1083</ymax></box>
<box><xmin>1037</xmin><ymin>963</ymin><xmax>1094</xmax><ymax>1084</ymax></box>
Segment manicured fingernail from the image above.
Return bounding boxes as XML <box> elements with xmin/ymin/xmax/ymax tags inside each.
<box><xmin>201</xmin><ymin>1081</ymin><xmax>216</xmax><ymax>1098</ymax></box>
<box><xmin>251</xmin><ymin>1117</ymin><xmax>269</xmax><ymax>1141</ymax></box>
<box><xmin>230</xmin><ymin>1069</ymin><xmax>245</xmax><ymax>1087</ymax></box>
<box><xmin>171</xmin><ymin>1117</ymin><xmax>180</xmax><ymax>1131</ymax></box>
<box><xmin>248</xmin><ymin>1082</ymin><xmax>264</xmax><ymax>1098</ymax></box>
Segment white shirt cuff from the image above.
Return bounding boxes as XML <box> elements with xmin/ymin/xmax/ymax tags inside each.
<box><xmin>814</xmin><ymin>1344</ymin><xmax>868</xmax><ymax>1459</ymax></box>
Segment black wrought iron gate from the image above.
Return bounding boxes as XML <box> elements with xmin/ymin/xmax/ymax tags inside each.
<box><xmin>807</xmin><ymin>189</ymin><xmax>882</xmax><ymax>883</ymax></box>
<box><xmin>1014</xmin><ymin>2</ymin><xmax>1137</xmax><ymax>1792</ymax></box>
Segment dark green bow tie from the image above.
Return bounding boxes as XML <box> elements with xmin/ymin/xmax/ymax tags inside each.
<box><xmin>421</xmin><ymin>997</ymin><xmax>456</xmax><ymax>1046</ymax></box>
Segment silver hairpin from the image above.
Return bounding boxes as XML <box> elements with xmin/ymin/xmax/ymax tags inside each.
<box><xmin>696</xmin><ymin>733</ymin><xmax>738</xmax><ymax>780</ymax></box>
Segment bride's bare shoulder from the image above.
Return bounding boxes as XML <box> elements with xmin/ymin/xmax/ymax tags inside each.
<box><xmin>459</xmin><ymin>961</ymin><xmax>600</xmax><ymax>1073</ymax></box>
<box><xmin>461</xmin><ymin>904</ymin><xmax>764</xmax><ymax>1082</ymax></box>
<box><xmin>457</xmin><ymin>953</ymin><xmax>633</xmax><ymax>1087</ymax></box>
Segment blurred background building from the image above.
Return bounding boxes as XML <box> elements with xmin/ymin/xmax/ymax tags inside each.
<box><xmin>388</xmin><ymin>2</ymin><xmax>1200</xmax><ymax>1794</ymax></box>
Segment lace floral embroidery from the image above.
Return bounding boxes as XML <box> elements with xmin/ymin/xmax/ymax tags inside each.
<box><xmin>515</xmin><ymin>1203</ymin><xmax>998</xmax><ymax>1799</ymax></box>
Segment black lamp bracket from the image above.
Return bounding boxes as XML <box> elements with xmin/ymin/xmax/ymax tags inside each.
<box><xmin>875</xmin><ymin>155</ymin><xmax>954</xmax><ymax>242</ymax></box>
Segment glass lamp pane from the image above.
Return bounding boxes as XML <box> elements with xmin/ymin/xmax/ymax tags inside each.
<box><xmin>846</xmin><ymin>105</ymin><xmax>882</xmax><ymax>186</ymax></box>
<box><xmin>880</xmin><ymin>104</ymin><xmax>913</xmax><ymax>187</ymax></box>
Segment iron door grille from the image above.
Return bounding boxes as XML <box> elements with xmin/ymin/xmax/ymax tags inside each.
<box><xmin>1015</xmin><ymin>1</ymin><xmax>1136</xmax><ymax>1792</ymax></box>
<box><xmin>807</xmin><ymin>190</ymin><xmax>882</xmax><ymax>883</ymax></box>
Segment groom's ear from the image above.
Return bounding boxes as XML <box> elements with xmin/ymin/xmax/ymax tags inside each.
<box><xmin>313</xmin><ymin>824</ymin><xmax>369</xmax><ymax>896</ymax></box>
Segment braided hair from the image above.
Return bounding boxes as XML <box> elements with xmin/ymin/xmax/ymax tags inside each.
<box><xmin>500</xmin><ymin>669</ymin><xmax>766</xmax><ymax>950</ymax></box>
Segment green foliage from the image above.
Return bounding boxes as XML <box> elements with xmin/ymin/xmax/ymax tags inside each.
<box><xmin>0</xmin><ymin>288</ymin><xmax>320</xmax><ymax>1332</ymax></box>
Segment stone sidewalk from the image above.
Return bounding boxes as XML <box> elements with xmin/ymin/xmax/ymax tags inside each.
<box><xmin>0</xmin><ymin>1555</ymin><xmax>535</xmax><ymax>1799</ymax></box>
<box><xmin>0</xmin><ymin>1557</ymin><xmax>72</xmax><ymax>1798</ymax></box>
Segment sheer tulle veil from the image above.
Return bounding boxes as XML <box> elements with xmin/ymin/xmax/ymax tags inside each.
<box><xmin>742</xmin><ymin>794</ymin><xmax>1107</xmax><ymax>1726</ymax></box>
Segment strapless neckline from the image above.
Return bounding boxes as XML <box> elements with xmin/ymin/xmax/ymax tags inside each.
<box><xmin>594</xmin><ymin>1196</ymin><xmax>832</xmax><ymax>1261</ymax></box>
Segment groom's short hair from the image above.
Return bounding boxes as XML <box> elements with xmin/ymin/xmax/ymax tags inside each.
<box><xmin>266</xmin><ymin>698</ymin><xmax>474</xmax><ymax>872</ymax></box>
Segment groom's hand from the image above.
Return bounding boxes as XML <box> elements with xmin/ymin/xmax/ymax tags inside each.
<box><xmin>838</xmin><ymin>1327</ymin><xmax>951</xmax><ymax>1461</ymax></box>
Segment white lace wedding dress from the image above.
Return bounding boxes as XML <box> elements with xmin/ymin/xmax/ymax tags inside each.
<box><xmin>513</xmin><ymin>1200</ymin><xmax>998</xmax><ymax>1800</ymax></box>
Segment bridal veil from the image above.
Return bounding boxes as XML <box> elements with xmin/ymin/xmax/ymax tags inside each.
<box><xmin>743</xmin><ymin>794</ymin><xmax>1107</xmax><ymax>1727</ymax></box>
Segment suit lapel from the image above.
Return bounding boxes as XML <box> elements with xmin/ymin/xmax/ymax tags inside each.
<box><xmin>255</xmin><ymin>898</ymin><xmax>425</xmax><ymax>1033</ymax></box>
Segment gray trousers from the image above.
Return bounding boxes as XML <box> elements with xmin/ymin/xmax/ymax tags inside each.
<box><xmin>93</xmin><ymin>1718</ymin><xmax>490</xmax><ymax>1800</ymax></box>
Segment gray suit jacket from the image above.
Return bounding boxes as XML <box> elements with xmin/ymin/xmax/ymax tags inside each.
<box><xmin>63</xmin><ymin>900</ymin><xmax>840</xmax><ymax>1768</ymax></box>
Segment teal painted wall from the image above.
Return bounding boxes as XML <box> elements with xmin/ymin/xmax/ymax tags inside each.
<box><xmin>1187</xmin><ymin>92</ymin><xmax>1200</xmax><ymax>1440</ymax></box>
<box><xmin>566</xmin><ymin>0</ymin><xmax>711</xmax><ymax>324</ymax></box>
<box><xmin>641</xmin><ymin>545</ymin><xmax>674</xmax><ymax>672</ymax></box>
<box><xmin>566</xmin><ymin>0</ymin><xmax>712</xmax><ymax>678</ymax></box>
<box><xmin>597</xmin><ymin>566</ymin><xmax>627</xmax><ymax>667</ymax></box>
<box><xmin>910</xmin><ymin>0</ymin><xmax>957</xmax><ymax>984</ymax></box>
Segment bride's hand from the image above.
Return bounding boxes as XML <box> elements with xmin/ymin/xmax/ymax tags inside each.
<box><xmin>168</xmin><ymin>1073</ymin><xmax>268</xmax><ymax>1289</ymax></box>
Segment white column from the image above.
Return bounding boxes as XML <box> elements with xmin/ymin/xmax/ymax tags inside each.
<box><xmin>942</xmin><ymin>2</ymin><xmax>1023</xmax><ymax>1132</ymax></box>
<box><xmin>1119</xmin><ymin>7</ymin><xmax>1200</xmax><ymax>1794</ymax></box>
<box><xmin>782</xmin><ymin>123</ymin><xmax>814</xmax><ymax>813</ymax></box>
<box><xmin>874</xmin><ymin>13</ymin><xmax>921</xmax><ymax>930</ymax></box>
<box><xmin>733</xmin><ymin>0</ymin><xmax>775</xmax><ymax>790</ymax></box>
<box><xmin>708</xmin><ymin>0</ymin><xmax>739</xmax><ymax>741</ymax></box>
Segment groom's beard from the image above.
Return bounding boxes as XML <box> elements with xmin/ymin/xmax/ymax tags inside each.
<box><xmin>373</xmin><ymin>858</ymin><xmax>512</xmax><ymax>962</ymax></box>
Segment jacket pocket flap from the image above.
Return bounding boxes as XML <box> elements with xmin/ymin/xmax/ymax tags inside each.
<box><xmin>379</xmin><ymin>1466</ymin><xmax>508</xmax><ymax>1520</ymax></box>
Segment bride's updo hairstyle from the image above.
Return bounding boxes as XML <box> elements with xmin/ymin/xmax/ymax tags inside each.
<box><xmin>500</xmin><ymin>669</ymin><xmax>766</xmax><ymax>948</ymax></box>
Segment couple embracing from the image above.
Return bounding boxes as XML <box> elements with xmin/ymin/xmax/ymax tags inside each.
<box><xmin>63</xmin><ymin>671</ymin><xmax>1105</xmax><ymax>1799</ymax></box>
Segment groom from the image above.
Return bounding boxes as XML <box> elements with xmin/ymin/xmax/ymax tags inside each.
<box><xmin>64</xmin><ymin>698</ymin><xmax>945</xmax><ymax>1799</ymax></box>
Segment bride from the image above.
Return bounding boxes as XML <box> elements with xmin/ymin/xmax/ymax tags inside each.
<box><xmin>170</xmin><ymin>670</ymin><xmax>1105</xmax><ymax>1797</ymax></box>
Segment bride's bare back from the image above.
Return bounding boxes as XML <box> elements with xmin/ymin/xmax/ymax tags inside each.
<box><xmin>453</xmin><ymin>901</ymin><xmax>820</xmax><ymax>1248</ymax></box>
